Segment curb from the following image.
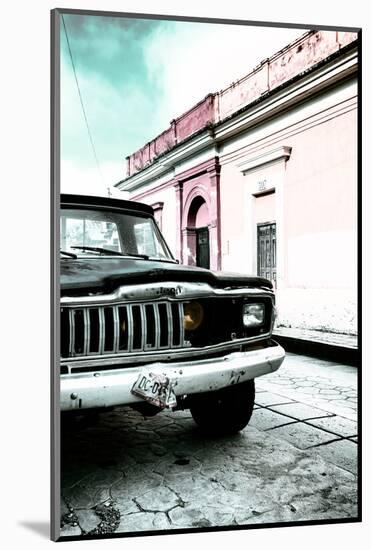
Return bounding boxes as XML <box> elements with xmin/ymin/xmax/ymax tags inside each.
<box><xmin>272</xmin><ymin>334</ymin><xmax>359</xmax><ymax>367</ymax></box>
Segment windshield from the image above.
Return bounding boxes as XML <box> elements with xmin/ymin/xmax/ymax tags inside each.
<box><xmin>60</xmin><ymin>207</ymin><xmax>174</xmax><ymax>261</ymax></box>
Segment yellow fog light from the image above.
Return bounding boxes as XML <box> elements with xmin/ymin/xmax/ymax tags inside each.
<box><xmin>183</xmin><ymin>301</ymin><xmax>204</xmax><ymax>331</ymax></box>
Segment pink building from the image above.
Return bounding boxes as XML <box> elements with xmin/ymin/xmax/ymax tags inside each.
<box><xmin>115</xmin><ymin>30</ymin><xmax>359</xmax><ymax>336</ymax></box>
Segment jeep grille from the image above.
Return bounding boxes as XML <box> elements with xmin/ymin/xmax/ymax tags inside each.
<box><xmin>61</xmin><ymin>302</ymin><xmax>186</xmax><ymax>358</ymax></box>
<box><xmin>60</xmin><ymin>297</ymin><xmax>273</xmax><ymax>360</ymax></box>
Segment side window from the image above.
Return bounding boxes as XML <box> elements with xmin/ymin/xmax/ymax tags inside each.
<box><xmin>60</xmin><ymin>217</ymin><xmax>85</xmax><ymax>251</ymax></box>
<box><xmin>60</xmin><ymin>215</ymin><xmax>122</xmax><ymax>253</ymax></box>
<box><xmin>134</xmin><ymin>221</ymin><xmax>157</xmax><ymax>256</ymax></box>
<box><xmin>102</xmin><ymin>222</ymin><xmax>121</xmax><ymax>252</ymax></box>
<box><xmin>151</xmin><ymin>202</ymin><xmax>164</xmax><ymax>231</ymax></box>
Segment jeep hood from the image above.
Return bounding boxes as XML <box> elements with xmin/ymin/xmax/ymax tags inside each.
<box><xmin>60</xmin><ymin>257</ymin><xmax>273</xmax><ymax>296</ymax></box>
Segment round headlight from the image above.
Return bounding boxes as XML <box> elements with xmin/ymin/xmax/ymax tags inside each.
<box><xmin>183</xmin><ymin>301</ymin><xmax>204</xmax><ymax>331</ymax></box>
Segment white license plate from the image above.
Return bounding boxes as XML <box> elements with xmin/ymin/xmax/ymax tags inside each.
<box><xmin>131</xmin><ymin>370</ymin><xmax>177</xmax><ymax>409</ymax></box>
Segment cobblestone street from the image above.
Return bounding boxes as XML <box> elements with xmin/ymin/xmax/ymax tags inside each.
<box><xmin>60</xmin><ymin>352</ymin><xmax>358</xmax><ymax>538</ymax></box>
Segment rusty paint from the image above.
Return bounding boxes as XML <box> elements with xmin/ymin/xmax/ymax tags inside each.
<box><xmin>229</xmin><ymin>371</ymin><xmax>241</xmax><ymax>385</ymax></box>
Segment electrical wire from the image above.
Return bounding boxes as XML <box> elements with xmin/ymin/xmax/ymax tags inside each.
<box><xmin>61</xmin><ymin>14</ymin><xmax>111</xmax><ymax>197</ymax></box>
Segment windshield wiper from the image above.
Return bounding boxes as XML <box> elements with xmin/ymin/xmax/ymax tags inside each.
<box><xmin>70</xmin><ymin>246</ymin><xmax>151</xmax><ymax>259</ymax></box>
<box><xmin>148</xmin><ymin>257</ymin><xmax>178</xmax><ymax>264</ymax></box>
<box><xmin>69</xmin><ymin>246</ymin><xmax>176</xmax><ymax>261</ymax></box>
<box><xmin>60</xmin><ymin>249</ymin><xmax>77</xmax><ymax>259</ymax></box>
<box><xmin>71</xmin><ymin>245</ymin><xmax>126</xmax><ymax>256</ymax></box>
<box><xmin>121</xmin><ymin>252</ymin><xmax>150</xmax><ymax>260</ymax></box>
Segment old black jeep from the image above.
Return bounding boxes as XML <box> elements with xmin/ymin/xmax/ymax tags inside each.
<box><xmin>60</xmin><ymin>194</ymin><xmax>285</xmax><ymax>435</ymax></box>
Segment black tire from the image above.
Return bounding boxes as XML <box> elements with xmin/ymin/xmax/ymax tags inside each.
<box><xmin>190</xmin><ymin>379</ymin><xmax>255</xmax><ymax>436</ymax></box>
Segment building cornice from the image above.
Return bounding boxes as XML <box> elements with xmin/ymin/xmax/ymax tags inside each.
<box><xmin>118</xmin><ymin>134</ymin><xmax>217</xmax><ymax>193</ymax></box>
<box><xmin>116</xmin><ymin>44</ymin><xmax>357</xmax><ymax>193</ymax></box>
<box><xmin>237</xmin><ymin>146</ymin><xmax>292</xmax><ymax>173</ymax></box>
<box><xmin>214</xmin><ymin>48</ymin><xmax>357</xmax><ymax>144</ymax></box>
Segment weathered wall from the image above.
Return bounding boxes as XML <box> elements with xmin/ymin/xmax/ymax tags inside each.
<box><xmin>254</xmin><ymin>192</ymin><xmax>276</xmax><ymax>226</ymax></box>
<box><xmin>126</xmin><ymin>95</ymin><xmax>215</xmax><ymax>176</ymax></box>
<box><xmin>279</xmin><ymin>99</ymin><xmax>357</xmax><ymax>334</ymax></box>
<box><xmin>216</xmin><ymin>31</ymin><xmax>357</xmax><ymax>121</ymax></box>
<box><xmin>121</xmin><ymin>31</ymin><xmax>358</xmax><ymax>337</ymax></box>
<box><xmin>219</xmin><ymin>79</ymin><xmax>357</xmax><ymax>334</ymax></box>
<box><xmin>125</xmin><ymin>30</ymin><xmax>357</xmax><ymax>178</ymax></box>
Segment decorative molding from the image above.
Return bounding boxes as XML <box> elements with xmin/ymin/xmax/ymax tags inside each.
<box><xmin>150</xmin><ymin>202</ymin><xmax>164</xmax><ymax>230</ymax></box>
<box><xmin>182</xmin><ymin>185</ymin><xmax>211</xmax><ymax>223</ymax></box>
<box><xmin>214</xmin><ymin>50</ymin><xmax>357</xmax><ymax>144</ymax></box>
<box><xmin>237</xmin><ymin>146</ymin><xmax>292</xmax><ymax>174</ymax></box>
<box><xmin>124</xmin><ymin>33</ymin><xmax>357</xmax><ymax>179</ymax></box>
<box><xmin>116</xmin><ymin>47</ymin><xmax>356</xmax><ymax>194</ymax></box>
<box><xmin>150</xmin><ymin>201</ymin><xmax>164</xmax><ymax>212</ymax></box>
<box><xmin>117</xmin><ymin>135</ymin><xmax>216</xmax><ymax>192</ymax></box>
<box><xmin>220</xmin><ymin>95</ymin><xmax>356</xmax><ymax>167</ymax></box>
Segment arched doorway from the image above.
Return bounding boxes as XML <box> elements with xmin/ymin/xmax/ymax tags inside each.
<box><xmin>177</xmin><ymin>160</ymin><xmax>221</xmax><ymax>270</ymax></box>
<box><xmin>186</xmin><ymin>196</ymin><xmax>210</xmax><ymax>269</ymax></box>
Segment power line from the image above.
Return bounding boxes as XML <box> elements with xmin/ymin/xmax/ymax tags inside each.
<box><xmin>61</xmin><ymin>14</ymin><xmax>111</xmax><ymax>197</ymax></box>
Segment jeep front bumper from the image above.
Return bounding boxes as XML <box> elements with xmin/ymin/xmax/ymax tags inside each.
<box><xmin>60</xmin><ymin>342</ymin><xmax>285</xmax><ymax>411</ymax></box>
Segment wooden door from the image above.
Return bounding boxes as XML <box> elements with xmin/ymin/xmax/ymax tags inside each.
<box><xmin>196</xmin><ymin>227</ymin><xmax>210</xmax><ymax>269</ymax></box>
<box><xmin>257</xmin><ymin>223</ymin><xmax>276</xmax><ymax>285</ymax></box>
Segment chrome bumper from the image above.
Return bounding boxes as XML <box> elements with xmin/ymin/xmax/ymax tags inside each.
<box><xmin>60</xmin><ymin>343</ymin><xmax>285</xmax><ymax>411</ymax></box>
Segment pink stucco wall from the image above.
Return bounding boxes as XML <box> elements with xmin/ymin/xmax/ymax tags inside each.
<box><xmin>194</xmin><ymin>201</ymin><xmax>209</xmax><ymax>228</ymax></box>
<box><xmin>131</xmin><ymin>157</ymin><xmax>221</xmax><ymax>269</ymax></box>
<box><xmin>125</xmin><ymin>30</ymin><xmax>357</xmax><ymax>177</ymax></box>
<box><xmin>122</xmin><ymin>28</ymin><xmax>358</xmax><ymax>335</ymax></box>
<box><xmin>126</xmin><ymin>95</ymin><xmax>215</xmax><ymax>176</ymax></box>
<box><xmin>176</xmin><ymin>94</ymin><xmax>215</xmax><ymax>142</ymax></box>
<box><xmin>216</xmin><ymin>31</ymin><xmax>357</xmax><ymax>121</ymax></box>
<box><xmin>218</xmin><ymin>88</ymin><xmax>357</xmax><ymax>334</ymax></box>
<box><xmin>254</xmin><ymin>192</ymin><xmax>276</xmax><ymax>225</ymax></box>
<box><xmin>283</xmin><ymin>106</ymin><xmax>357</xmax><ymax>290</ymax></box>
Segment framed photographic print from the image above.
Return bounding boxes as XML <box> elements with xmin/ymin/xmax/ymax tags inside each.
<box><xmin>51</xmin><ymin>7</ymin><xmax>361</xmax><ymax>542</ymax></box>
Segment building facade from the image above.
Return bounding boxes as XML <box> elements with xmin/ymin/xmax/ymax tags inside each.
<box><xmin>115</xmin><ymin>30</ymin><xmax>358</xmax><ymax>336</ymax></box>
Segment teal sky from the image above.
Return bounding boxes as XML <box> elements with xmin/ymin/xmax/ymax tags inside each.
<box><xmin>60</xmin><ymin>13</ymin><xmax>305</xmax><ymax>196</ymax></box>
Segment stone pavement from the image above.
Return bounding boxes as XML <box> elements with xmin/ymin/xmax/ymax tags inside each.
<box><xmin>257</xmin><ymin>353</ymin><xmax>357</xmax><ymax>421</ymax></box>
<box><xmin>60</xmin><ymin>353</ymin><xmax>358</xmax><ymax>538</ymax></box>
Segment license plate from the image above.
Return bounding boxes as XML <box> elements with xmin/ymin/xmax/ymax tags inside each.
<box><xmin>131</xmin><ymin>370</ymin><xmax>177</xmax><ymax>409</ymax></box>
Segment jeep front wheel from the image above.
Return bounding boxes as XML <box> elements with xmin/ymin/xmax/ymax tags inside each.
<box><xmin>189</xmin><ymin>379</ymin><xmax>255</xmax><ymax>436</ymax></box>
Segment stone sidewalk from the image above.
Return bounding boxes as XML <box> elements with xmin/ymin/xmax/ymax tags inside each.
<box><xmin>257</xmin><ymin>352</ymin><xmax>357</xmax><ymax>421</ymax></box>
<box><xmin>252</xmin><ymin>353</ymin><xmax>357</xmax><ymax>475</ymax></box>
<box><xmin>60</xmin><ymin>352</ymin><xmax>358</xmax><ymax>538</ymax></box>
<box><xmin>273</xmin><ymin>326</ymin><xmax>358</xmax><ymax>348</ymax></box>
